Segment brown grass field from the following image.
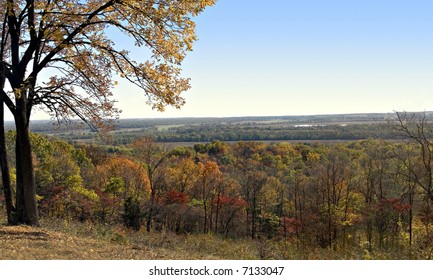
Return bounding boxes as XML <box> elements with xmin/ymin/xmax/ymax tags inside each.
<box><xmin>0</xmin><ymin>219</ymin><xmax>258</xmax><ymax>260</ymax></box>
<box><xmin>0</xmin><ymin>224</ymin><xmax>181</xmax><ymax>260</ymax></box>
<box><xmin>1</xmin><ymin>218</ymin><xmax>430</xmax><ymax>260</ymax></box>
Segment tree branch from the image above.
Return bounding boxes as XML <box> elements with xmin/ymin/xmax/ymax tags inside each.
<box><xmin>32</xmin><ymin>0</ymin><xmax>117</xmax><ymax>76</ymax></box>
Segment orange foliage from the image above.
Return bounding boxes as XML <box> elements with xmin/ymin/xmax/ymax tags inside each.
<box><xmin>94</xmin><ymin>157</ymin><xmax>150</xmax><ymax>197</ymax></box>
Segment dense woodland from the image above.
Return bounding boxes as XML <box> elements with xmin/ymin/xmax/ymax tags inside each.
<box><xmin>2</xmin><ymin>113</ymin><xmax>433</xmax><ymax>258</ymax></box>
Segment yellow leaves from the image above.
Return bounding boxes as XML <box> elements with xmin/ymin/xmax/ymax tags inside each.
<box><xmin>198</xmin><ymin>160</ymin><xmax>222</xmax><ymax>181</ymax></box>
<box><xmin>307</xmin><ymin>152</ymin><xmax>321</xmax><ymax>162</ymax></box>
<box><xmin>138</xmin><ymin>61</ymin><xmax>188</xmax><ymax>111</ymax></box>
<box><xmin>50</xmin><ymin>28</ymin><xmax>66</xmax><ymax>42</ymax></box>
<box><xmin>71</xmin><ymin>185</ymin><xmax>99</xmax><ymax>202</ymax></box>
<box><xmin>3</xmin><ymin>0</ymin><xmax>214</xmax><ymax>124</ymax></box>
<box><xmin>95</xmin><ymin>157</ymin><xmax>151</xmax><ymax>197</ymax></box>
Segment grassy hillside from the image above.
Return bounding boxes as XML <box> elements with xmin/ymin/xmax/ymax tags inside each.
<box><xmin>0</xmin><ymin>218</ymin><xmax>430</xmax><ymax>260</ymax></box>
<box><xmin>0</xmin><ymin>219</ymin><xmax>257</xmax><ymax>260</ymax></box>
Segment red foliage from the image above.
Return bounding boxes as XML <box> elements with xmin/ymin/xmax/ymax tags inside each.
<box><xmin>216</xmin><ymin>194</ymin><xmax>231</xmax><ymax>204</ymax></box>
<box><xmin>163</xmin><ymin>190</ymin><xmax>190</xmax><ymax>205</ymax></box>
<box><xmin>213</xmin><ymin>194</ymin><xmax>248</xmax><ymax>208</ymax></box>
<box><xmin>40</xmin><ymin>185</ymin><xmax>67</xmax><ymax>213</ymax></box>
<box><xmin>95</xmin><ymin>188</ymin><xmax>121</xmax><ymax>209</ymax></box>
<box><xmin>280</xmin><ymin>216</ymin><xmax>302</xmax><ymax>235</ymax></box>
<box><xmin>230</xmin><ymin>197</ymin><xmax>249</xmax><ymax>208</ymax></box>
<box><xmin>377</xmin><ymin>198</ymin><xmax>411</xmax><ymax>212</ymax></box>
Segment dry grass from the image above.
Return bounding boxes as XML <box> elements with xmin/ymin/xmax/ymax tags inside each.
<box><xmin>0</xmin><ymin>224</ymin><xmax>183</xmax><ymax>260</ymax></box>
<box><xmin>0</xmin><ymin>218</ymin><xmax>430</xmax><ymax>260</ymax></box>
<box><xmin>0</xmin><ymin>219</ymin><xmax>258</xmax><ymax>260</ymax></box>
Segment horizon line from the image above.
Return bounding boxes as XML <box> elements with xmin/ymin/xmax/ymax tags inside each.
<box><xmin>1</xmin><ymin>110</ymin><xmax>430</xmax><ymax>123</ymax></box>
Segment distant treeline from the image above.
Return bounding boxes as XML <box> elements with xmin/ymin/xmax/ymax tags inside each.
<box><xmin>143</xmin><ymin>123</ymin><xmax>401</xmax><ymax>142</ymax></box>
<box><xmin>42</xmin><ymin>123</ymin><xmax>404</xmax><ymax>144</ymax></box>
<box><xmin>105</xmin><ymin>123</ymin><xmax>401</xmax><ymax>145</ymax></box>
<box><xmin>18</xmin><ymin>112</ymin><xmax>433</xmax><ymax>144</ymax></box>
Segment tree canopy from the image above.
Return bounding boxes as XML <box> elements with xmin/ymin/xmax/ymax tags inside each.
<box><xmin>0</xmin><ymin>0</ymin><xmax>215</xmax><ymax>126</ymax></box>
<box><xmin>0</xmin><ymin>0</ymin><xmax>215</xmax><ymax>225</ymax></box>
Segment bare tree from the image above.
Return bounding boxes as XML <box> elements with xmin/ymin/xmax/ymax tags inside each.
<box><xmin>394</xmin><ymin>111</ymin><xmax>433</xmax><ymax>239</ymax></box>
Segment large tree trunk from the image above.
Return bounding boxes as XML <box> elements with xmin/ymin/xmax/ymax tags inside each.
<box><xmin>0</xmin><ymin>101</ymin><xmax>16</xmax><ymax>224</ymax></box>
<box><xmin>14</xmin><ymin>104</ymin><xmax>39</xmax><ymax>226</ymax></box>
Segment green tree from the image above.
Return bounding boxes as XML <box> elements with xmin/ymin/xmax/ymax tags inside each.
<box><xmin>0</xmin><ymin>0</ymin><xmax>214</xmax><ymax>225</ymax></box>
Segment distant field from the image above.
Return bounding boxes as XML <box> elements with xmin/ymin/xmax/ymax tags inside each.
<box><xmin>160</xmin><ymin>139</ymin><xmax>400</xmax><ymax>148</ymax></box>
<box><xmin>8</xmin><ymin>112</ymin><xmax>430</xmax><ymax>144</ymax></box>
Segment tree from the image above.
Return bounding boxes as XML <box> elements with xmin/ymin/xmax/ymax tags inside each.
<box><xmin>394</xmin><ymin>112</ymin><xmax>433</xmax><ymax>201</ymax></box>
<box><xmin>394</xmin><ymin>112</ymin><xmax>433</xmax><ymax>241</ymax></box>
<box><xmin>92</xmin><ymin>156</ymin><xmax>150</xmax><ymax>226</ymax></box>
<box><xmin>0</xmin><ymin>0</ymin><xmax>215</xmax><ymax>225</ymax></box>
<box><xmin>194</xmin><ymin>160</ymin><xmax>222</xmax><ymax>233</ymax></box>
<box><xmin>238</xmin><ymin>167</ymin><xmax>268</xmax><ymax>239</ymax></box>
<box><xmin>0</xmin><ymin>95</ymin><xmax>14</xmax><ymax>224</ymax></box>
<box><xmin>131</xmin><ymin>136</ymin><xmax>169</xmax><ymax>232</ymax></box>
<box><xmin>165</xmin><ymin>157</ymin><xmax>199</xmax><ymax>193</ymax></box>
<box><xmin>393</xmin><ymin>142</ymin><xmax>419</xmax><ymax>246</ymax></box>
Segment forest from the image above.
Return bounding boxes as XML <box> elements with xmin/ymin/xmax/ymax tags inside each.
<box><xmin>2</xmin><ymin>112</ymin><xmax>433</xmax><ymax>259</ymax></box>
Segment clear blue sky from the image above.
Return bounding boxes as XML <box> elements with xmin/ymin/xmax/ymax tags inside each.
<box><xmin>35</xmin><ymin>0</ymin><xmax>433</xmax><ymax>119</ymax></box>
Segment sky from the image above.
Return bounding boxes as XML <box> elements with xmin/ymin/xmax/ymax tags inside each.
<box><xmin>31</xmin><ymin>0</ymin><xmax>433</xmax><ymax>119</ymax></box>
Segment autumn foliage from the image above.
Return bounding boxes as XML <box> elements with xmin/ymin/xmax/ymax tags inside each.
<box><xmin>0</xmin><ymin>0</ymin><xmax>215</xmax><ymax>226</ymax></box>
<box><xmin>2</xmin><ymin>134</ymin><xmax>433</xmax><ymax>257</ymax></box>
